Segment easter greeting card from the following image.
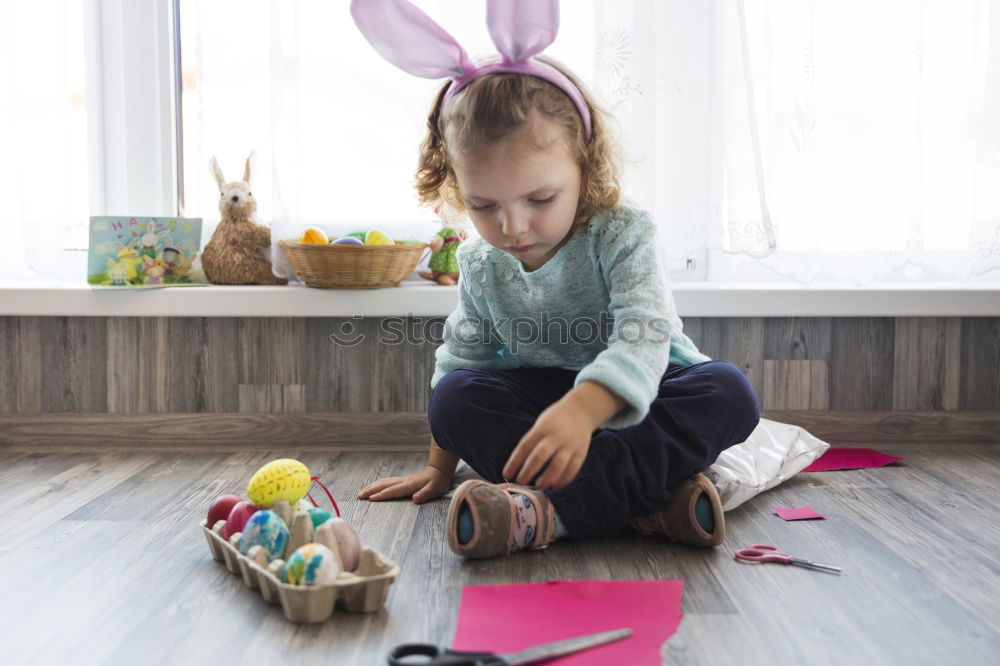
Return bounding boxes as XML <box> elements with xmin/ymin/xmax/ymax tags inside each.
<box><xmin>88</xmin><ymin>216</ymin><xmax>206</xmax><ymax>288</ymax></box>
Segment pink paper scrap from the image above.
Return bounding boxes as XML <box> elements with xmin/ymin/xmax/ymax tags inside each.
<box><xmin>802</xmin><ymin>447</ymin><xmax>905</xmax><ymax>472</ymax></box>
<box><xmin>773</xmin><ymin>506</ymin><xmax>825</xmax><ymax>521</ymax></box>
<box><xmin>453</xmin><ymin>580</ymin><xmax>684</xmax><ymax>665</ymax></box>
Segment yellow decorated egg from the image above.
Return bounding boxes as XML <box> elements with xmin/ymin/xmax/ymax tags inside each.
<box><xmin>298</xmin><ymin>227</ymin><xmax>329</xmax><ymax>244</ymax></box>
<box><xmin>247</xmin><ymin>458</ymin><xmax>312</xmax><ymax>509</ymax></box>
<box><xmin>364</xmin><ymin>229</ymin><xmax>394</xmax><ymax>245</ymax></box>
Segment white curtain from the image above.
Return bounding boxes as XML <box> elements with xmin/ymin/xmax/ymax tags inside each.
<box><xmin>0</xmin><ymin>1</ymin><xmax>87</xmax><ymax>282</ymax></box>
<box><xmin>595</xmin><ymin>0</ymin><xmax>1000</xmax><ymax>284</ymax></box>
<box><xmin>179</xmin><ymin>1</ymin><xmax>593</xmax><ymax>247</ymax></box>
<box><xmin>9</xmin><ymin>1</ymin><xmax>999</xmax><ymax>286</ymax></box>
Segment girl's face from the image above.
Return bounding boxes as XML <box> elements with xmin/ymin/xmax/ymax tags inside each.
<box><xmin>451</xmin><ymin>114</ymin><xmax>582</xmax><ymax>272</ymax></box>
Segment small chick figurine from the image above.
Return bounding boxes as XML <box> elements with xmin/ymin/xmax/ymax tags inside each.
<box><xmin>201</xmin><ymin>153</ymin><xmax>287</xmax><ymax>285</ymax></box>
<box><xmin>419</xmin><ymin>225</ymin><xmax>468</xmax><ymax>286</ymax></box>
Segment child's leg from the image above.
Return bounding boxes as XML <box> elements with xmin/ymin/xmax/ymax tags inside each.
<box><xmin>428</xmin><ymin>366</ymin><xmax>578</xmax><ymax>483</ymax></box>
<box><xmin>429</xmin><ymin>367</ymin><xmax>579</xmax><ymax>553</ymax></box>
<box><xmin>548</xmin><ymin>360</ymin><xmax>761</xmax><ymax>539</ymax></box>
<box><xmin>428</xmin><ymin>361</ymin><xmax>760</xmax><ymax>543</ymax></box>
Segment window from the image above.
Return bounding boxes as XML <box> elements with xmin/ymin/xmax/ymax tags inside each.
<box><xmin>0</xmin><ymin>1</ymin><xmax>89</xmax><ymax>261</ymax></box>
<box><xmin>176</xmin><ymin>0</ymin><xmax>594</xmax><ymax>226</ymax></box>
<box><xmin>4</xmin><ymin>0</ymin><xmax>996</xmax><ymax>287</ymax></box>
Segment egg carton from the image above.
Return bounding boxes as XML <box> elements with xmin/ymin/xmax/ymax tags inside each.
<box><xmin>200</xmin><ymin>501</ymin><xmax>400</xmax><ymax>623</ymax></box>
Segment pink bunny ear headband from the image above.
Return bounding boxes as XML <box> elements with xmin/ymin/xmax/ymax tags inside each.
<box><xmin>350</xmin><ymin>0</ymin><xmax>592</xmax><ymax>143</ymax></box>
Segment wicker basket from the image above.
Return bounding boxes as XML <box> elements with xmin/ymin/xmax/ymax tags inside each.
<box><xmin>278</xmin><ymin>240</ymin><xmax>428</xmax><ymax>289</ymax></box>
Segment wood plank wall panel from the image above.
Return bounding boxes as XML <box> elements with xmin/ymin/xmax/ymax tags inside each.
<box><xmin>2</xmin><ymin>411</ymin><xmax>998</xmax><ymax>450</ymax></box>
<box><xmin>301</xmin><ymin>317</ymin><xmax>379</xmax><ymax>412</ymax></box>
<box><xmin>302</xmin><ymin>318</ymin><xmax>338</xmax><ymax>413</ymax></box>
<box><xmin>106</xmin><ymin>317</ymin><xmax>141</xmax><ymax>413</ymax></box>
<box><xmin>373</xmin><ymin>316</ymin><xmax>440</xmax><ymax>412</ymax></box>
<box><xmin>762</xmin><ymin>360</ymin><xmax>829</xmax><ymax>409</ymax></box>
<box><xmin>960</xmin><ymin>317</ymin><xmax>1000</xmax><ymax>410</ymax></box>
<box><xmin>238</xmin><ymin>317</ymin><xmax>304</xmax><ymax>386</ymax></box>
<box><xmin>761</xmin><ymin>317</ymin><xmax>833</xmax><ymax>360</ymax></box>
<box><xmin>204</xmin><ymin>317</ymin><xmax>240</xmax><ymax>412</ymax></box>
<box><xmin>828</xmin><ymin>317</ymin><xmax>895</xmax><ymax>410</ymax></box>
<box><xmin>893</xmin><ymin>317</ymin><xmax>962</xmax><ymax>410</ymax></box>
<box><xmin>165</xmin><ymin>317</ymin><xmax>205</xmax><ymax>412</ymax></box>
<box><xmin>40</xmin><ymin>317</ymin><xmax>108</xmax><ymax>412</ymax></box>
<box><xmin>682</xmin><ymin>317</ymin><xmax>765</xmax><ymax>391</ymax></box>
<box><xmin>17</xmin><ymin>317</ymin><xmax>44</xmax><ymax>412</ymax></box>
<box><xmin>237</xmin><ymin>384</ymin><xmax>307</xmax><ymax>412</ymax></box>
<box><xmin>1</xmin><ymin>316</ymin><xmax>998</xmax><ymax>413</ymax></box>
<box><xmin>0</xmin><ymin>317</ymin><xmax>21</xmax><ymax>411</ymax></box>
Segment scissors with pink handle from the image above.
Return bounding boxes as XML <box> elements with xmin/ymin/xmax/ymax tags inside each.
<box><xmin>735</xmin><ymin>544</ymin><xmax>842</xmax><ymax>574</ymax></box>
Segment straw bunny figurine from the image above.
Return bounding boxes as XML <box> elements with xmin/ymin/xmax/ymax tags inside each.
<box><xmin>200</xmin><ymin>153</ymin><xmax>287</xmax><ymax>285</ymax></box>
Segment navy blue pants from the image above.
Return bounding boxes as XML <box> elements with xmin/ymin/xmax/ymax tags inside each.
<box><xmin>428</xmin><ymin>361</ymin><xmax>761</xmax><ymax>539</ymax></box>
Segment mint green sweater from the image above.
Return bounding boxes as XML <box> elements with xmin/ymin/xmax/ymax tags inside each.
<box><xmin>430</xmin><ymin>203</ymin><xmax>711</xmax><ymax>430</ymax></box>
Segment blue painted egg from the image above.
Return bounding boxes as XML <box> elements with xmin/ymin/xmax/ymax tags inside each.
<box><xmin>331</xmin><ymin>236</ymin><xmax>364</xmax><ymax>245</ymax></box>
<box><xmin>239</xmin><ymin>510</ymin><xmax>290</xmax><ymax>561</ymax></box>
<box><xmin>285</xmin><ymin>543</ymin><xmax>341</xmax><ymax>586</ymax></box>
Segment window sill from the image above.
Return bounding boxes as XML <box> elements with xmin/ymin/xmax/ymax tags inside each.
<box><xmin>0</xmin><ymin>280</ymin><xmax>997</xmax><ymax>317</ymax></box>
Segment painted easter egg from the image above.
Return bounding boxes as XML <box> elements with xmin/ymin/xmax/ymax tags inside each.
<box><xmin>285</xmin><ymin>543</ymin><xmax>341</xmax><ymax>586</ymax></box>
<box><xmin>331</xmin><ymin>236</ymin><xmax>364</xmax><ymax>245</ymax></box>
<box><xmin>364</xmin><ymin>229</ymin><xmax>394</xmax><ymax>245</ymax></box>
<box><xmin>206</xmin><ymin>494</ymin><xmax>242</xmax><ymax>530</ymax></box>
<box><xmin>298</xmin><ymin>227</ymin><xmax>329</xmax><ymax>244</ymax></box>
<box><xmin>324</xmin><ymin>517</ymin><xmax>362</xmax><ymax>572</ymax></box>
<box><xmin>308</xmin><ymin>507</ymin><xmax>332</xmax><ymax>529</ymax></box>
<box><xmin>239</xmin><ymin>510</ymin><xmax>290</xmax><ymax>561</ymax></box>
<box><xmin>247</xmin><ymin>459</ymin><xmax>312</xmax><ymax>509</ymax></box>
<box><xmin>224</xmin><ymin>500</ymin><xmax>261</xmax><ymax>540</ymax></box>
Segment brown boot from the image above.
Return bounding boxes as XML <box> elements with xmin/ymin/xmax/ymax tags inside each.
<box><xmin>630</xmin><ymin>473</ymin><xmax>725</xmax><ymax>547</ymax></box>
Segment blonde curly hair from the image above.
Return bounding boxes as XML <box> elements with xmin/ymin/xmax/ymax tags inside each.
<box><xmin>415</xmin><ymin>56</ymin><xmax>622</xmax><ymax>228</ymax></box>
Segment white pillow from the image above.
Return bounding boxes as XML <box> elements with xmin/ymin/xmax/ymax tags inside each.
<box><xmin>444</xmin><ymin>417</ymin><xmax>829</xmax><ymax>512</ymax></box>
<box><xmin>703</xmin><ymin>417</ymin><xmax>830</xmax><ymax>511</ymax></box>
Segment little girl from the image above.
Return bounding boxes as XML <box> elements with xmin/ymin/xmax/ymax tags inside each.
<box><xmin>351</xmin><ymin>0</ymin><xmax>761</xmax><ymax>559</ymax></box>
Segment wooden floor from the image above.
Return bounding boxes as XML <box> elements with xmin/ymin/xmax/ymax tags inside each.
<box><xmin>1</xmin><ymin>444</ymin><xmax>998</xmax><ymax>665</ymax></box>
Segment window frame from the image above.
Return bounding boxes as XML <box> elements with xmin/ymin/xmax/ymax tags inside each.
<box><xmin>83</xmin><ymin>0</ymin><xmax>177</xmax><ymax>226</ymax></box>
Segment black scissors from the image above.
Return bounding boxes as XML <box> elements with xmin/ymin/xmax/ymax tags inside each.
<box><xmin>387</xmin><ymin>627</ymin><xmax>633</xmax><ymax>665</ymax></box>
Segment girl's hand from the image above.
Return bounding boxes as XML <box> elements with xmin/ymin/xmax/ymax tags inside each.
<box><xmin>502</xmin><ymin>399</ymin><xmax>594</xmax><ymax>491</ymax></box>
<box><xmin>357</xmin><ymin>465</ymin><xmax>454</xmax><ymax>505</ymax></box>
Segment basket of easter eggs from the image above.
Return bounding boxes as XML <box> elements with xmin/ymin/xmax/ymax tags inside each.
<box><xmin>200</xmin><ymin>458</ymin><xmax>400</xmax><ymax>623</ymax></box>
<box><xmin>279</xmin><ymin>226</ymin><xmax>428</xmax><ymax>289</ymax></box>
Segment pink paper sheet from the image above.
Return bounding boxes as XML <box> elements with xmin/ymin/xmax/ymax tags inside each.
<box><xmin>773</xmin><ymin>506</ymin><xmax>825</xmax><ymax>520</ymax></box>
<box><xmin>453</xmin><ymin>580</ymin><xmax>684</xmax><ymax>665</ymax></box>
<box><xmin>802</xmin><ymin>447</ymin><xmax>905</xmax><ymax>472</ymax></box>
